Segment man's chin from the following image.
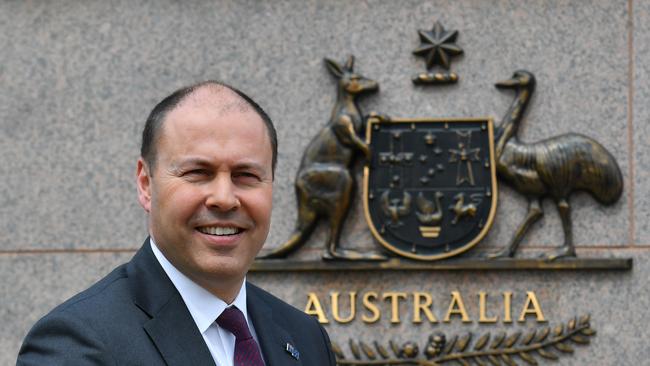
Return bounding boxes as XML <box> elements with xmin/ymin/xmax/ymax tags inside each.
<box><xmin>183</xmin><ymin>261</ymin><xmax>247</xmax><ymax>299</ymax></box>
<box><xmin>195</xmin><ymin>256</ymin><xmax>250</xmax><ymax>281</ymax></box>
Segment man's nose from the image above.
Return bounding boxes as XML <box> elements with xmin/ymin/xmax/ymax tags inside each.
<box><xmin>205</xmin><ymin>173</ymin><xmax>240</xmax><ymax>211</ymax></box>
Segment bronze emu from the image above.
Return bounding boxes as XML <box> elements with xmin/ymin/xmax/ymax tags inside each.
<box><xmin>260</xmin><ymin>56</ymin><xmax>385</xmax><ymax>260</ymax></box>
<box><xmin>489</xmin><ymin>70</ymin><xmax>623</xmax><ymax>260</ymax></box>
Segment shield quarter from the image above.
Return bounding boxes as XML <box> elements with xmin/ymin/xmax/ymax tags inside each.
<box><xmin>363</xmin><ymin>117</ymin><xmax>498</xmax><ymax>260</ymax></box>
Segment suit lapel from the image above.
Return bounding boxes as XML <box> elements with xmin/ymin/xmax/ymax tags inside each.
<box><xmin>128</xmin><ymin>240</ymin><xmax>216</xmax><ymax>366</ymax></box>
<box><xmin>247</xmin><ymin>284</ymin><xmax>303</xmax><ymax>366</ymax></box>
<box><xmin>143</xmin><ymin>295</ymin><xmax>216</xmax><ymax>366</ymax></box>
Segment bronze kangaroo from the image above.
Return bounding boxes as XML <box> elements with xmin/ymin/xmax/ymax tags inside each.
<box><xmin>260</xmin><ymin>56</ymin><xmax>385</xmax><ymax>260</ymax></box>
<box><xmin>488</xmin><ymin>70</ymin><xmax>623</xmax><ymax>260</ymax></box>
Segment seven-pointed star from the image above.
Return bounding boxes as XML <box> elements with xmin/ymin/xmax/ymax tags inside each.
<box><xmin>413</xmin><ymin>21</ymin><xmax>463</xmax><ymax>70</ymax></box>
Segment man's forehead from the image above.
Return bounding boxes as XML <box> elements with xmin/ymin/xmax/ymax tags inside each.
<box><xmin>176</xmin><ymin>84</ymin><xmax>252</xmax><ymax>117</ymax></box>
<box><xmin>159</xmin><ymin>85</ymin><xmax>266</xmax><ymax>148</ymax></box>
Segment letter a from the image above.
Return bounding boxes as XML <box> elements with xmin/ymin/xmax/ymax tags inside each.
<box><xmin>304</xmin><ymin>292</ymin><xmax>329</xmax><ymax>323</ymax></box>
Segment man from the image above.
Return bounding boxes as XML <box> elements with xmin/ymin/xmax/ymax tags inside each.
<box><xmin>17</xmin><ymin>82</ymin><xmax>336</xmax><ymax>365</ymax></box>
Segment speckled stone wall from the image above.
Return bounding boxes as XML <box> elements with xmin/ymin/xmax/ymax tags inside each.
<box><xmin>1</xmin><ymin>1</ymin><xmax>647</xmax><ymax>365</ymax></box>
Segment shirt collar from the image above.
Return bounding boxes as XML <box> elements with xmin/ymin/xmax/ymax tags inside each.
<box><xmin>149</xmin><ymin>237</ymin><xmax>249</xmax><ymax>334</ymax></box>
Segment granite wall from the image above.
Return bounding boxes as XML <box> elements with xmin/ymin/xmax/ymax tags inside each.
<box><xmin>1</xmin><ymin>1</ymin><xmax>647</xmax><ymax>365</ymax></box>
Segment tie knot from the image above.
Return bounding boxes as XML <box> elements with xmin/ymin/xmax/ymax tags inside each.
<box><xmin>217</xmin><ymin>306</ymin><xmax>252</xmax><ymax>340</ymax></box>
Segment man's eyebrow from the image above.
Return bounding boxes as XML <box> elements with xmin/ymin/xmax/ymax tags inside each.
<box><xmin>170</xmin><ymin>158</ymin><xmax>269</xmax><ymax>174</ymax></box>
<box><xmin>171</xmin><ymin>157</ymin><xmax>212</xmax><ymax>168</ymax></box>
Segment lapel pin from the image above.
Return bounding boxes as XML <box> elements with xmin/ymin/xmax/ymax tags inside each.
<box><xmin>285</xmin><ymin>342</ymin><xmax>300</xmax><ymax>360</ymax></box>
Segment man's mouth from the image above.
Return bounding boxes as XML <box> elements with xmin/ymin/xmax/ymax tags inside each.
<box><xmin>197</xmin><ymin>226</ymin><xmax>243</xmax><ymax>236</ymax></box>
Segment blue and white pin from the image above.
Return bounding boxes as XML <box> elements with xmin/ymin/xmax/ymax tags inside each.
<box><xmin>285</xmin><ymin>342</ymin><xmax>300</xmax><ymax>360</ymax></box>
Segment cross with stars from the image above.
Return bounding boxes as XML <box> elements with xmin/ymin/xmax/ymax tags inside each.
<box><xmin>448</xmin><ymin>131</ymin><xmax>481</xmax><ymax>186</ymax></box>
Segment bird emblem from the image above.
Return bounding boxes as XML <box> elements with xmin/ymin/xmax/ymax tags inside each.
<box><xmin>416</xmin><ymin>191</ymin><xmax>444</xmax><ymax>224</ymax></box>
<box><xmin>381</xmin><ymin>190</ymin><xmax>412</xmax><ymax>226</ymax></box>
<box><xmin>449</xmin><ymin>193</ymin><xmax>481</xmax><ymax>225</ymax></box>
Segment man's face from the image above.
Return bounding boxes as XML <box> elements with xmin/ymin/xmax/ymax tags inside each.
<box><xmin>136</xmin><ymin>88</ymin><xmax>273</xmax><ymax>299</ymax></box>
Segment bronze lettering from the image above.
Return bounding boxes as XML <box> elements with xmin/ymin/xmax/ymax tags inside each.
<box><xmin>412</xmin><ymin>292</ymin><xmax>437</xmax><ymax>323</ymax></box>
<box><xmin>503</xmin><ymin>291</ymin><xmax>513</xmax><ymax>323</ymax></box>
<box><xmin>518</xmin><ymin>291</ymin><xmax>546</xmax><ymax>322</ymax></box>
<box><xmin>361</xmin><ymin>291</ymin><xmax>381</xmax><ymax>323</ymax></box>
<box><xmin>478</xmin><ymin>291</ymin><xmax>498</xmax><ymax>323</ymax></box>
<box><xmin>383</xmin><ymin>292</ymin><xmax>407</xmax><ymax>323</ymax></box>
<box><xmin>304</xmin><ymin>290</ymin><xmax>548</xmax><ymax>325</ymax></box>
<box><xmin>443</xmin><ymin>291</ymin><xmax>471</xmax><ymax>323</ymax></box>
<box><xmin>331</xmin><ymin>291</ymin><xmax>356</xmax><ymax>323</ymax></box>
<box><xmin>304</xmin><ymin>292</ymin><xmax>329</xmax><ymax>324</ymax></box>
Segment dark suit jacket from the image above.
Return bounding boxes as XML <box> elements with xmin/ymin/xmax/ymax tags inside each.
<box><xmin>17</xmin><ymin>239</ymin><xmax>336</xmax><ymax>366</ymax></box>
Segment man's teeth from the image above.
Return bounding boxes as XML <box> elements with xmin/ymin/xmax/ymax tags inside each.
<box><xmin>199</xmin><ymin>227</ymin><xmax>241</xmax><ymax>236</ymax></box>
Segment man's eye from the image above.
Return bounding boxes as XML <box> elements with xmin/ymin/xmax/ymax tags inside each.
<box><xmin>234</xmin><ymin>172</ymin><xmax>260</xmax><ymax>181</ymax></box>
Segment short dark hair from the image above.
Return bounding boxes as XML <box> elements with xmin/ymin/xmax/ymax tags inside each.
<box><xmin>140</xmin><ymin>80</ymin><xmax>277</xmax><ymax>176</ymax></box>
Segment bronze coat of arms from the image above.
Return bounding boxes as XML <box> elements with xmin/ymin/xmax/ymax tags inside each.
<box><xmin>363</xmin><ymin>117</ymin><xmax>497</xmax><ymax>260</ymax></box>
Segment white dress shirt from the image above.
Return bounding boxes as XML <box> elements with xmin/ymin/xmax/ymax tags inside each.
<box><xmin>150</xmin><ymin>238</ymin><xmax>264</xmax><ymax>366</ymax></box>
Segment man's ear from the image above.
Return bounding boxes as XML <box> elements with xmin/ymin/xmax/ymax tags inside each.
<box><xmin>136</xmin><ymin>158</ymin><xmax>152</xmax><ymax>213</ymax></box>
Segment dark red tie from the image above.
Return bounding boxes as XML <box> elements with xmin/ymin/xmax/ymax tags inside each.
<box><xmin>217</xmin><ymin>306</ymin><xmax>265</xmax><ymax>366</ymax></box>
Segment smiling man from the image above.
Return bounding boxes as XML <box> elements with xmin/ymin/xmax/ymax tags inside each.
<box><xmin>18</xmin><ymin>82</ymin><xmax>336</xmax><ymax>366</ymax></box>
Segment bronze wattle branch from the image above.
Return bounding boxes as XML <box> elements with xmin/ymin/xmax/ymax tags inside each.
<box><xmin>333</xmin><ymin>315</ymin><xmax>596</xmax><ymax>365</ymax></box>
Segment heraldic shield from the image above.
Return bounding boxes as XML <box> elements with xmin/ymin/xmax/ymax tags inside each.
<box><xmin>363</xmin><ymin>117</ymin><xmax>498</xmax><ymax>260</ymax></box>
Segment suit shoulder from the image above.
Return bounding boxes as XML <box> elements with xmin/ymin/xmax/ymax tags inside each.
<box><xmin>18</xmin><ymin>264</ymin><xmax>133</xmax><ymax>365</ymax></box>
<box><xmin>45</xmin><ymin>263</ymin><xmax>131</xmax><ymax>318</ymax></box>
